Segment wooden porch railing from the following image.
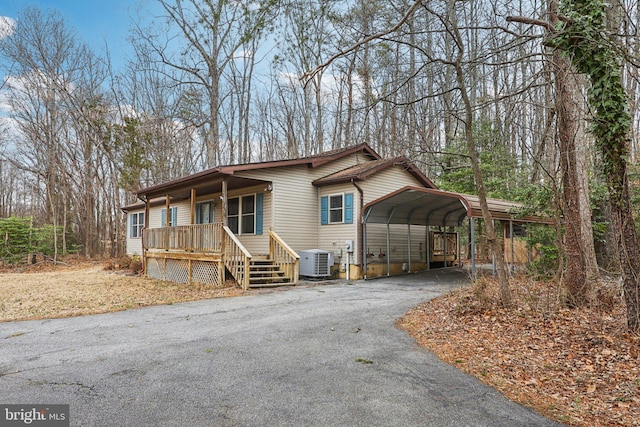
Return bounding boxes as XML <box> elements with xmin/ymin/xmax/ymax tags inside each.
<box><xmin>269</xmin><ymin>230</ymin><xmax>300</xmax><ymax>286</ymax></box>
<box><xmin>143</xmin><ymin>224</ymin><xmax>298</xmax><ymax>289</ymax></box>
<box><xmin>144</xmin><ymin>223</ymin><xmax>222</xmax><ymax>252</ymax></box>
<box><xmin>222</xmin><ymin>225</ymin><xmax>252</xmax><ymax>290</ymax></box>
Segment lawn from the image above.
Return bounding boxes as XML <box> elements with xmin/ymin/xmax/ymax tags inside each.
<box><xmin>0</xmin><ymin>262</ymin><xmax>245</xmax><ymax>322</ymax></box>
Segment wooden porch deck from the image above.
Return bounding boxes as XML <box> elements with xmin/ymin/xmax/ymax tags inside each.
<box><xmin>143</xmin><ymin>224</ymin><xmax>299</xmax><ymax>289</ymax></box>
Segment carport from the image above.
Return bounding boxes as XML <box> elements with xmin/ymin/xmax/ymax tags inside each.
<box><xmin>361</xmin><ymin>186</ymin><xmax>548</xmax><ymax>279</ymax></box>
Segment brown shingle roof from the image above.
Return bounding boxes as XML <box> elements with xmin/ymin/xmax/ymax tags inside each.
<box><xmin>135</xmin><ymin>143</ymin><xmax>381</xmax><ymax>200</ymax></box>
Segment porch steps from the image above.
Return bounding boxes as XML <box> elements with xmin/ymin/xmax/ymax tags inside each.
<box><xmin>248</xmin><ymin>259</ymin><xmax>295</xmax><ymax>288</ymax></box>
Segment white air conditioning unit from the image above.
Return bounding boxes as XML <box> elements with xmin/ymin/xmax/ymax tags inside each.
<box><xmin>300</xmin><ymin>249</ymin><xmax>334</xmax><ymax>278</ymax></box>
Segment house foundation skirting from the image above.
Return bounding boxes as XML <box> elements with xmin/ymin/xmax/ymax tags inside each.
<box><xmin>363</xmin><ymin>262</ymin><xmax>430</xmax><ymax>279</ymax></box>
<box><xmin>332</xmin><ymin>262</ymin><xmax>431</xmax><ymax>280</ymax></box>
<box><xmin>145</xmin><ymin>252</ymin><xmax>224</xmax><ymax>287</ymax></box>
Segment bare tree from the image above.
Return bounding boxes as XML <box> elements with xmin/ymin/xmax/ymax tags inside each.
<box><xmin>0</xmin><ymin>7</ymin><xmax>83</xmax><ymax>260</ymax></box>
<box><xmin>133</xmin><ymin>0</ymin><xmax>276</xmax><ymax>166</ymax></box>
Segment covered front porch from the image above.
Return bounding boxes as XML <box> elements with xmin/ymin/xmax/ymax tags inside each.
<box><xmin>135</xmin><ymin>170</ymin><xmax>299</xmax><ymax>289</ymax></box>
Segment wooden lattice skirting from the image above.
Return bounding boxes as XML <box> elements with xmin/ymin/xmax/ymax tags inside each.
<box><xmin>145</xmin><ymin>253</ymin><xmax>224</xmax><ymax>287</ymax></box>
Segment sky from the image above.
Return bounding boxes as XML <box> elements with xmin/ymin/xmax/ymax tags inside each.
<box><xmin>0</xmin><ymin>0</ymin><xmax>151</xmax><ymax>72</ymax></box>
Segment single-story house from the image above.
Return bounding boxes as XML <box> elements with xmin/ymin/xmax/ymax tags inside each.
<box><xmin>122</xmin><ymin>143</ymin><xmax>547</xmax><ymax>288</ymax></box>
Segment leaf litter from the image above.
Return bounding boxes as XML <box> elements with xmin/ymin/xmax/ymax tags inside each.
<box><xmin>398</xmin><ymin>274</ymin><xmax>639</xmax><ymax>427</ymax></box>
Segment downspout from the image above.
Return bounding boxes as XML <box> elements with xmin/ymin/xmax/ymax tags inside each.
<box><xmin>351</xmin><ymin>179</ymin><xmax>364</xmax><ymax>279</ymax></box>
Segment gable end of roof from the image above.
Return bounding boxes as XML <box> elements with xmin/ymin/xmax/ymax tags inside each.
<box><xmin>312</xmin><ymin>157</ymin><xmax>437</xmax><ymax>189</ymax></box>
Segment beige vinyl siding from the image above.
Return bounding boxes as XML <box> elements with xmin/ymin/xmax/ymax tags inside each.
<box><xmin>148</xmin><ymin>200</ymin><xmax>191</xmax><ymax>228</ymax></box>
<box><xmin>234</xmin><ymin>153</ymin><xmax>371</xmax><ymax>253</ymax></box>
<box><xmin>360</xmin><ymin>165</ymin><xmax>429</xmax><ymax>205</ymax></box>
<box><xmin>318</xmin><ymin>183</ymin><xmax>359</xmax><ymax>266</ymax></box>
<box><xmin>225</xmin><ymin>185</ymin><xmax>272</xmax><ymax>254</ymax></box>
<box><xmin>134</xmin><ymin>153</ymin><xmax>433</xmax><ymax>264</ymax></box>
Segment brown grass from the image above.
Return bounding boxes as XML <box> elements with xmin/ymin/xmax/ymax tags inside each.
<box><xmin>0</xmin><ymin>261</ymin><xmax>246</xmax><ymax>322</ymax></box>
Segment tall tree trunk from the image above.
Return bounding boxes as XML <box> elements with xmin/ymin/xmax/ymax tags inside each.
<box><xmin>550</xmin><ymin>0</ymin><xmax>599</xmax><ymax>292</ymax></box>
<box><xmin>554</xmin><ymin>50</ymin><xmax>588</xmax><ymax>306</ymax></box>
<box><xmin>552</xmin><ymin>0</ymin><xmax>640</xmax><ymax>330</ymax></box>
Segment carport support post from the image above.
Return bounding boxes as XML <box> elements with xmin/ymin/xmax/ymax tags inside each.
<box><xmin>443</xmin><ymin>228</ymin><xmax>447</xmax><ymax>267</ymax></box>
<box><xmin>363</xmin><ymin>221</ymin><xmax>368</xmax><ymax>279</ymax></box>
<box><xmin>470</xmin><ymin>218</ymin><xmax>476</xmax><ymax>281</ymax></box>
<box><xmin>425</xmin><ymin>226</ymin><xmax>430</xmax><ymax>271</ymax></box>
<box><xmin>407</xmin><ymin>224</ymin><xmax>412</xmax><ymax>273</ymax></box>
<box><xmin>386</xmin><ymin>222</ymin><xmax>391</xmax><ymax>276</ymax></box>
<box><xmin>457</xmin><ymin>230</ymin><xmax>461</xmax><ymax>268</ymax></box>
<box><xmin>510</xmin><ymin>219</ymin><xmax>515</xmax><ymax>271</ymax></box>
<box><xmin>386</xmin><ymin>207</ymin><xmax>395</xmax><ymax>277</ymax></box>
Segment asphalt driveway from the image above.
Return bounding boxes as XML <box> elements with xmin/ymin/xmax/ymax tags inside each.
<box><xmin>1</xmin><ymin>268</ymin><xmax>563</xmax><ymax>426</ymax></box>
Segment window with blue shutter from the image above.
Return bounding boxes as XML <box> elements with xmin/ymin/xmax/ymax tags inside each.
<box><xmin>321</xmin><ymin>193</ymin><xmax>354</xmax><ymax>224</ymax></box>
<box><xmin>256</xmin><ymin>193</ymin><xmax>263</xmax><ymax>235</ymax></box>
<box><xmin>344</xmin><ymin>193</ymin><xmax>354</xmax><ymax>224</ymax></box>
<box><xmin>321</xmin><ymin>196</ymin><xmax>328</xmax><ymax>225</ymax></box>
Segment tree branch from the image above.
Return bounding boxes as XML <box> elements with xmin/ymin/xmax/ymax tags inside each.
<box><xmin>506</xmin><ymin>15</ymin><xmax>555</xmax><ymax>32</ymax></box>
<box><xmin>300</xmin><ymin>0</ymin><xmax>422</xmax><ymax>83</ymax></box>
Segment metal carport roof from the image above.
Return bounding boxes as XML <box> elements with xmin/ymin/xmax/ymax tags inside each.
<box><xmin>362</xmin><ymin>186</ymin><xmax>551</xmax><ymax>226</ymax></box>
<box><xmin>360</xmin><ymin>186</ymin><xmax>550</xmax><ymax>280</ymax></box>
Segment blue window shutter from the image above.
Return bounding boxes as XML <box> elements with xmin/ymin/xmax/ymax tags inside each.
<box><xmin>129</xmin><ymin>214</ymin><xmax>134</xmax><ymax>237</ymax></box>
<box><xmin>345</xmin><ymin>193</ymin><xmax>354</xmax><ymax>224</ymax></box>
<box><xmin>161</xmin><ymin>209</ymin><xmax>166</xmax><ymax>227</ymax></box>
<box><xmin>321</xmin><ymin>196</ymin><xmax>328</xmax><ymax>225</ymax></box>
<box><xmin>172</xmin><ymin>207</ymin><xmax>177</xmax><ymax>226</ymax></box>
<box><xmin>256</xmin><ymin>193</ymin><xmax>263</xmax><ymax>235</ymax></box>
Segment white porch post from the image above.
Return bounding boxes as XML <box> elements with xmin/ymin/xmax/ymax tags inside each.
<box><xmin>362</xmin><ymin>206</ymin><xmax>372</xmax><ymax>280</ymax></box>
<box><xmin>457</xmin><ymin>229</ymin><xmax>461</xmax><ymax>268</ymax></box>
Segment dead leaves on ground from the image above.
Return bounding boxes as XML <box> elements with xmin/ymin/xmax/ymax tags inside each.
<box><xmin>398</xmin><ymin>276</ymin><xmax>640</xmax><ymax>427</ymax></box>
